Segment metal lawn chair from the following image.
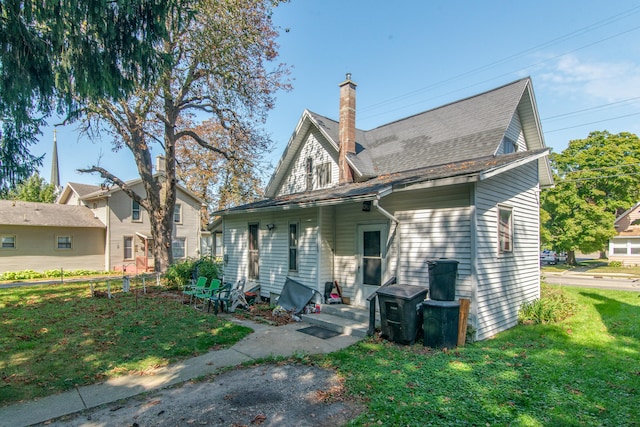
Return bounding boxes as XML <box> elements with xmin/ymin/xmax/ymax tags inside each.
<box><xmin>194</xmin><ymin>278</ymin><xmax>221</xmax><ymax>310</ymax></box>
<box><xmin>183</xmin><ymin>276</ymin><xmax>206</xmax><ymax>304</ymax></box>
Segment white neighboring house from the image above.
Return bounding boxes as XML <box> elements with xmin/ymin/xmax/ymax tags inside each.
<box><xmin>215</xmin><ymin>76</ymin><xmax>553</xmax><ymax>341</ymax></box>
<box><xmin>57</xmin><ymin>175</ymin><xmax>208</xmax><ymax>273</ymax></box>
<box><xmin>608</xmin><ymin>202</ymin><xmax>640</xmax><ymax>265</ymax></box>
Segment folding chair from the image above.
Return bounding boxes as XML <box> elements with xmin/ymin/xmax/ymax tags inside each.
<box><xmin>183</xmin><ymin>276</ymin><xmax>206</xmax><ymax>304</ymax></box>
<box><xmin>194</xmin><ymin>278</ymin><xmax>221</xmax><ymax>310</ymax></box>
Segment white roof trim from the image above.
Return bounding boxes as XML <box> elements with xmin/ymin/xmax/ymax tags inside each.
<box><xmin>479</xmin><ymin>149</ymin><xmax>550</xmax><ymax>181</ymax></box>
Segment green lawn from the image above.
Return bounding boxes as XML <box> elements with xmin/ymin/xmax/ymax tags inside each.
<box><xmin>322</xmin><ymin>285</ymin><xmax>640</xmax><ymax>426</ymax></box>
<box><xmin>0</xmin><ymin>281</ymin><xmax>252</xmax><ymax>406</ymax></box>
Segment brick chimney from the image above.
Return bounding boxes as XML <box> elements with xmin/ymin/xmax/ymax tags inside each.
<box><xmin>338</xmin><ymin>73</ymin><xmax>356</xmax><ymax>184</ymax></box>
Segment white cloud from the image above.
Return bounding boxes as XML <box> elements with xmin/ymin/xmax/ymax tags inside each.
<box><xmin>539</xmin><ymin>54</ymin><xmax>640</xmax><ymax>102</ymax></box>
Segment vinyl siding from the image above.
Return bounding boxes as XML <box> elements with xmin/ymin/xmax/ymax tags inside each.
<box><xmin>497</xmin><ymin>112</ymin><xmax>526</xmax><ymax>154</ymax></box>
<box><xmin>222</xmin><ymin>210</ymin><xmax>319</xmax><ymax>298</ymax></box>
<box><xmin>276</xmin><ymin>129</ymin><xmax>339</xmax><ymax>196</ymax></box>
<box><xmin>0</xmin><ymin>225</ymin><xmax>105</xmax><ymax>272</ymax></box>
<box><xmin>104</xmin><ymin>185</ymin><xmax>202</xmax><ymax>270</ymax></box>
<box><xmin>474</xmin><ymin>161</ymin><xmax>540</xmax><ymax>341</ymax></box>
<box><xmin>383</xmin><ymin>185</ymin><xmax>473</xmax><ymax>299</ymax></box>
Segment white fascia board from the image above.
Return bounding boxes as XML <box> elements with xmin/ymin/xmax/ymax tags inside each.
<box><xmin>479</xmin><ymin>150</ymin><xmax>550</xmax><ymax>181</ymax></box>
<box><xmin>392</xmin><ymin>174</ymin><xmax>481</xmax><ymax>192</ymax></box>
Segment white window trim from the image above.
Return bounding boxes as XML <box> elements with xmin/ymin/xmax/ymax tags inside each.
<box><xmin>172</xmin><ymin>236</ymin><xmax>187</xmax><ymax>259</ymax></box>
<box><xmin>288</xmin><ymin>221</ymin><xmax>299</xmax><ymax>272</ymax></box>
<box><xmin>498</xmin><ymin>205</ymin><xmax>513</xmax><ymax>254</ymax></box>
<box><xmin>1</xmin><ymin>234</ymin><xmax>16</xmax><ymax>250</ymax></box>
<box><xmin>132</xmin><ymin>200</ymin><xmax>142</xmax><ymax>223</ymax></box>
<box><xmin>123</xmin><ymin>236</ymin><xmax>134</xmax><ymax>260</ymax></box>
<box><xmin>56</xmin><ymin>235</ymin><xmax>73</xmax><ymax>250</ymax></box>
<box><xmin>173</xmin><ymin>203</ymin><xmax>183</xmax><ymax>224</ymax></box>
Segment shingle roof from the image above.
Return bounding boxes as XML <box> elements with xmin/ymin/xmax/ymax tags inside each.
<box><xmin>0</xmin><ymin>200</ymin><xmax>106</xmax><ymax>228</ymax></box>
<box><xmin>219</xmin><ymin>149</ymin><xmax>547</xmax><ymax>215</ymax></box>
<box><xmin>307</xmin><ymin>78</ymin><xmax>529</xmax><ymax>178</ymax></box>
<box><xmin>67</xmin><ymin>182</ymin><xmax>101</xmax><ymax>198</ymax></box>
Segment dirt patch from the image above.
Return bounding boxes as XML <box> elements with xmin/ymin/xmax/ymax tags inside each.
<box><xmin>45</xmin><ymin>364</ymin><xmax>364</xmax><ymax>427</ymax></box>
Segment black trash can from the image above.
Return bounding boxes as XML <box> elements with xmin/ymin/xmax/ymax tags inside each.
<box><xmin>426</xmin><ymin>259</ymin><xmax>459</xmax><ymax>301</ymax></box>
<box><xmin>377</xmin><ymin>284</ymin><xmax>428</xmax><ymax>345</ymax></box>
<box><xmin>422</xmin><ymin>300</ymin><xmax>460</xmax><ymax>348</ymax></box>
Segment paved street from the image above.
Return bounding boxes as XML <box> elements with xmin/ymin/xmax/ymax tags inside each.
<box><xmin>543</xmin><ymin>270</ymin><xmax>640</xmax><ymax>292</ymax></box>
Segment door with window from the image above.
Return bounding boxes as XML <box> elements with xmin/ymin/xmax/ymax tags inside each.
<box><xmin>355</xmin><ymin>224</ymin><xmax>387</xmax><ymax>306</ymax></box>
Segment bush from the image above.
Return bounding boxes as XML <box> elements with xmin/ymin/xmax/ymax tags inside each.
<box><xmin>164</xmin><ymin>257</ymin><xmax>222</xmax><ymax>290</ymax></box>
<box><xmin>518</xmin><ymin>285</ymin><xmax>576</xmax><ymax>324</ymax></box>
<box><xmin>0</xmin><ymin>269</ymin><xmax>110</xmax><ymax>281</ymax></box>
<box><xmin>608</xmin><ymin>260</ymin><xmax>623</xmax><ymax>268</ymax></box>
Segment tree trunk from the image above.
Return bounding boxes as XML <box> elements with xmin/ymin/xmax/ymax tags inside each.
<box><xmin>599</xmin><ymin>250</ymin><xmax>607</xmax><ymax>259</ymax></box>
<box><xmin>567</xmin><ymin>250</ymin><xmax>577</xmax><ymax>266</ymax></box>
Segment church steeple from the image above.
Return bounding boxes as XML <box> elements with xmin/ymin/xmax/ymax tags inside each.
<box><xmin>51</xmin><ymin>128</ymin><xmax>61</xmax><ymax>193</ymax></box>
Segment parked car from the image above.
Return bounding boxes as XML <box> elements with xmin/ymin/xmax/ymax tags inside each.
<box><xmin>540</xmin><ymin>250</ymin><xmax>567</xmax><ymax>265</ymax></box>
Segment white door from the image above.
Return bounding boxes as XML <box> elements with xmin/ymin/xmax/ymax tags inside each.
<box><xmin>355</xmin><ymin>224</ymin><xmax>387</xmax><ymax>306</ymax></box>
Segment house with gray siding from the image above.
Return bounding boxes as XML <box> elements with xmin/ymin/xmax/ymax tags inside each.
<box><xmin>216</xmin><ymin>76</ymin><xmax>553</xmax><ymax>341</ymax></box>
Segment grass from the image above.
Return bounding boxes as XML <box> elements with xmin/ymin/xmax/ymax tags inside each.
<box><xmin>319</xmin><ymin>285</ymin><xmax>640</xmax><ymax>426</ymax></box>
<box><xmin>0</xmin><ymin>280</ymin><xmax>252</xmax><ymax>406</ymax></box>
<box><xmin>542</xmin><ymin>259</ymin><xmax>640</xmax><ymax>276</ymax></box>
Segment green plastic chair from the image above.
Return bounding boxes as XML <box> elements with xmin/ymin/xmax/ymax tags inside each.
<box><xmin>183</xmin><ymin>276</ymin><xmax>207</xmax><ymax>305</ymax></box>
<box><xmin>208</xmin><ymin>282</ymin><xmax>233</xmax><ymax>314</ymax></box>
<box><xmin>194</xmin><ymin>278</ymin><xmax>221</xmax><ymax>310</ymax></box>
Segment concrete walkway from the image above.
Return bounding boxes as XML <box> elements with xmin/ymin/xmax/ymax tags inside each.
<box><xmin>0</xmin><ymin>317</ymin><xmax>361</xmax><ymax>427</ymax></box>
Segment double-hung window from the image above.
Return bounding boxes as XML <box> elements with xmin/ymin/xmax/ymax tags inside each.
<box><xmin>132</xmin><ymin>200</ymin><xmax>142</xmax><ymax>222</ymax></box>
<box><xmin>57</xmin><ymin>235</ymin><xmax>72</xmax><ymax>250</ymax></box>
<box><xmin>498</xmin><ymin>206</ymin><xmax>513</xmax><ymax>254</ymax></box>
<box><xmin>289</xmin><ymin>222</ymin><xmax>299</xmax><ymax>272</ymax></box>
<box><xmin>174</xmin><ymin>203</ymin><xmax>182</xmax><ymax>224</ymax></box>
<box><xmin>124</xmin><ymin>236</ymin><xmax>133</xmax><ymax>260</ymax></box>
<box><xmin>1</xmin><ymin>235</ymin><xmax>16</xmax><ymax>249</ymax></box>
<box><xmin>172</xmin><ymin>237</ymin><xmax>186</xmax><ymax>259</ymax></box>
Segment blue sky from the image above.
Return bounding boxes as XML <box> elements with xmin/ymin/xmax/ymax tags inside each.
<box><xmin>35</xmin><ymin>0</ymin><xmax>640</xmax><ymax>186</ymax></box>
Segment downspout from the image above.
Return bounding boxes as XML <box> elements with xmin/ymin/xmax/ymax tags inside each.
<box><xmin>373</xmin><ymin>198</ymin><xmax>400</xmax><ymax>281</ymax></box>
<box><xmin>366</xmin><ymin>198</ymin><xmax>401</xmax><ymax>337</ymax></box>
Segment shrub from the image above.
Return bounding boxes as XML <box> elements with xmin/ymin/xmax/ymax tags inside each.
<box><xmin>164</xmin><ymin>257</ymin><xmax>222</xmax><ymax>290</ymax></box>
<box><xmin>608</xmin><ymin>260</ymin><xmax>623</xmax><ymax>268</ymax></box>
<box><xmin>518</xmin><ymin>285</ymin><xmax>576</xmax><ymax>324</ymax></box>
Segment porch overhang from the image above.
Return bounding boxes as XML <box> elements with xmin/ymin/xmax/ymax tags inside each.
<box><xmin>216</xmin><ymin>149</ymin><xmax>550</xmax><ymax>216</ymax></box>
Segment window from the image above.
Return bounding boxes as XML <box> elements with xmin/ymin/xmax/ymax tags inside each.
<box><xmin>214</xmin><ymin>232</ymin><xmax>223</xmax><ymax>257</ymax></box>
<box><xmin>57</xmin><ymin>235</ymin><xmax>72</xmax><ymax>249</ymax></box>
<box><xmin>502</xmin><ymin>137</ymin><xmax>517</xmax><ymax>154</ymax></box>
<box><xmin>305</xmin><ymin>157</ymin><xmax>313</xmax><ymax>191</ymax></box>
<box><xmin>1</xmin><ymin>235</ymin><xmax>16</xmax><ymax>249</ymax></box>
<box><xmin>172</xmin><ymin>237</ymin><xmax>186</xmax><ymax>259</ymax></box>
<box><xmin>289</xmin><ymin>222</ymin><xmax>299</xmax><ymax>271</ymax></box>
<box><xmin>316</xmin><ymin>162</ymin><xmax>332</xmax><ymax>188</ymax></box>
<box><xmin>248</xmin><ymin>223</ymin><xmax>259</xmax><ymax>279</ymax></box>
<box><xmin>132</xmin><ymin>200</ymin><xmax>141</xmax><ymax>222</ymax></box>
<box><xmin>362</xmin><ymin>230</ymin><xmax>382</xmax><ymax>286</ymax></box>
<box><xmin>498</xmin><ymin>206</ymin><xmax>513</xmax><ymax>253</ymax></box>
<box><xmin>173</xmin><ymin>203</ymin><xmax>182</xmax><ymax>224</ymax></box>
<box><xmin>124</xmin><ymin>236</ymin><xmax>133</xmax><ymax>260</ymax></box>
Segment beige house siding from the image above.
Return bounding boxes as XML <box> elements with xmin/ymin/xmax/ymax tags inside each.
<box><xmin>0</xmin><ymin>225</ymin><xmax>105</xmax><ymax>272</ymax></box>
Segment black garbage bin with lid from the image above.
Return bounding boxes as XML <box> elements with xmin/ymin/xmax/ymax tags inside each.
<box><xmin>422</xmin><ymin>299</ymin><xmax>460</xmax><ymax>348</ymax></box>
<box><xmin>426</xmin><ymin>258</ymin><xmax>459</xmax><ymax>301</ymax></box>
<box><xmin>377</xmin><ymin>284</ymin><xmax>428</xmax><ymax>345</ymax></box>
